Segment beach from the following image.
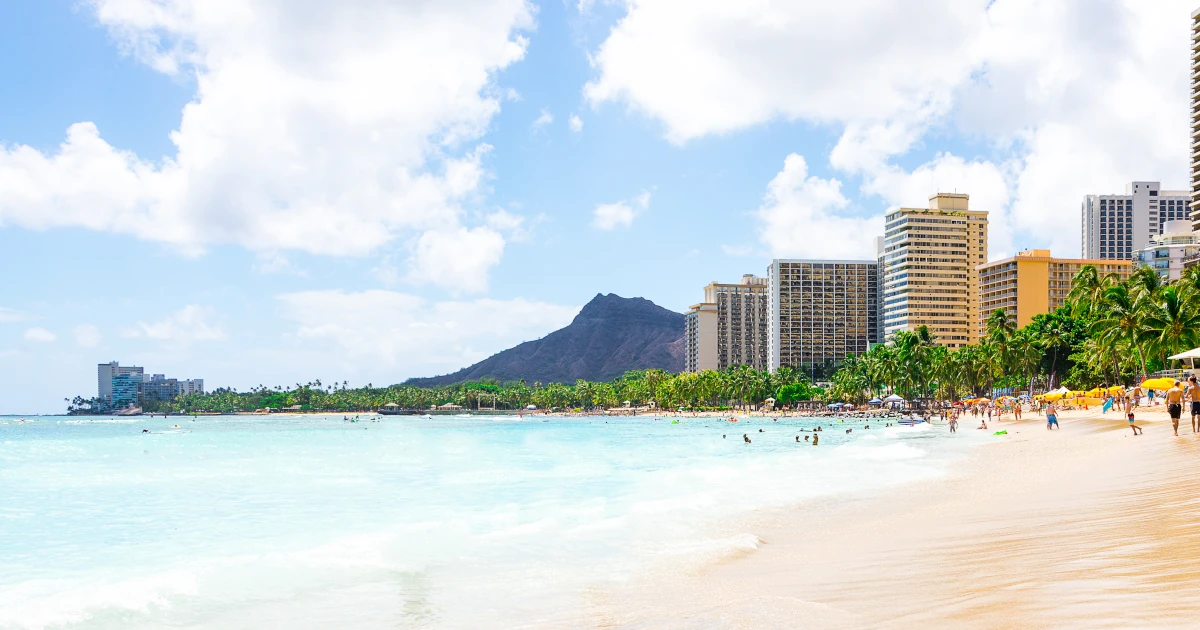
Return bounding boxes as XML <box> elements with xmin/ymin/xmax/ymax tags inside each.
<box><xmin>591</xmin><ymin>405</ymin><xmax>1200</xmax><ymax>629</ymax></box>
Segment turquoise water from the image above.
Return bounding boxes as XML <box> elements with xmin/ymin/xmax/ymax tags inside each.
<box><xmin>0</xmin><ymin>414</ymin><xmax>982</xmax><ymax>628</ymax></box>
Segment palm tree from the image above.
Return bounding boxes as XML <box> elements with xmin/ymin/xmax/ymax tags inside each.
<box><xmin>1142</xmin><ymin>284</ymin><xmax>1200</xmax><ymax>366</ymax></box>
<box><xmin>1091</xmin><ymin>283</ymin><xmax>1149</xmax><ymax>378</ymax></box>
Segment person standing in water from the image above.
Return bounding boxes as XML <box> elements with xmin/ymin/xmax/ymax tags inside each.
<box><xmin>812</xmin><ymin>433</ymin><xmax>819</xmax><ymax>446</ymax></box>
<box><xmin>1167</xmin><ymin>381</ymin><xmax>1186</xmax><ymax>436</ymax></box>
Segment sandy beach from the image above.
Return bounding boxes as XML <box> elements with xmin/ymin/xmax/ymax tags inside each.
<box><xmin>587</xmin><ymin>405</ymin><xmax>1200</xmax><ymax>629</ymax></box>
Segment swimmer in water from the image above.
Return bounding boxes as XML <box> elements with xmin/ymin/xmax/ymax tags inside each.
<box><xmin>804</xmin><ymin>435</ymin><xmax>810</xmax><ymax>442</ymax></box>
<box><xmin>812</xmin><ymin>433</ymin><xmax>819</xmax><ymax>446</ymax></box>
<box><xmin>796</xmin><ymin>435</ymin><xmax>800</xmax><ymax>442</ymax></box>
<box><xmin>758</xmin><ymin>428</ymin><xmax>763</xmax><ymax>432</ymax></box>
<box><xmin>743</xmin><ymin>433</ymin><xmax>751</xmax><ymax>443</ymax></box>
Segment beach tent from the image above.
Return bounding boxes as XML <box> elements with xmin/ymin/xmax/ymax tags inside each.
<box><xmin>884</xmin><ymin>394</ymin><xmax>905</xmax><ymax>403</ymax></box>
<box><xmin>868</xmin><ymin>397</ymin><xmax>883</xmax><ymax>405</ymax></box>
<box><xmin>1141</xmin><ymin>377</ymin><xmax>1178</xmax><ymax>391</ymax></box>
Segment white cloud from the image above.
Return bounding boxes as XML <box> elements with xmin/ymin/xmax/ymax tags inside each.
<box><xmin>126</xmin><ymin>305</ymin><xmax>226</xmax><ymax>347</ymax></box>
<box><xmin>587</xmin><ymin>0</ymin><xmax>1195</xmax><ymax>256</ymax></box>
<box><xmin>0</xmin><ymin>0</ymin><xmax>535</xmax><ymax>290</ymax></box>
<box><xmin>405</xmin><ymin>227</ymin><xmax>506</xmax><ymax>294</ymax></box>
<box><xmin>585</xmin><ymin>0</ymin><xmax>983</xmax><ymax>144</ymax></box>
<box><xmin>591</xmin><ymin>191</ymin><xmax>650</xmax><ymax>230</ymax></box>
<box><xmin>23</xmin><ymin>327</ymin><xmax>56</xmax><ymax>343</ymax></box>
<box><xmin>756</xmin><ymin>154</ymin><xmax>881</xmax><ymax>260</ymax></box>
<box><xmin>0</xmin><ymin>307</ymin><xmax>29</xmax><ymax>323</ymax></box>
<box><xmin>74</xmin><ymin>324</ymin><xmax>102</xmax><ymax>348</ymax></box>
<box><xmin>532</xmin><ymin>109</ymin><xmax>554</xmax><ymax>131</ymax></box>
<box><xmin>568</xmin><ymin>114</ymin><xmax>584</xmax><ymax>133</ymax></box>
<box><xmin>277</xmin><ymin>290</ymin><xmax>580</xmax><ymax>370</ymax></box>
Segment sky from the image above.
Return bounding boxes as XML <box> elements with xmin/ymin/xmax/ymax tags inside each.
<box><xmin>0</xmin><ymin>0</ymin><xmax>1194</xmax><ymax>413</ymax></box>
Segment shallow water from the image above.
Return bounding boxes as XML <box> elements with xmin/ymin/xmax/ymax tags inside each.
<box><xmin>0</xmin><ymin>414</ymin><xmax>984</xmax><ymax>629</ymax></box>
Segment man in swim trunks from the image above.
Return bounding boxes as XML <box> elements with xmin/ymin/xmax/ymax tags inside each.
<box><xmin>1166</xmin><ymin>381</ymin><xmax>1185</xmax><ymax>437</ymax></box>
<box><xmin>1046</xmin><ymin>402</ymin><xmax>1059</xmax><ymax>430</ymax></box>
<box><xmin>1188</xmin><ymin>376</ymin><xmax>1200</xmax><ymax>434</ymax></box>
<box><xmin>1128</xmin><ymin>410</ymin><xmax>1143</xmax><ymax>435</ymax></box>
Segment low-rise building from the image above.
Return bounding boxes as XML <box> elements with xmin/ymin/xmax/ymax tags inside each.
<box><xmin>1133</xmin><ymin>220</ymin><xmax>1199</xmax><ymax>281</ymax></box>
<box><xmin>977</xmin><ymin>250</ymin><xmax>1132</xmax><ymax>333</ymax></box>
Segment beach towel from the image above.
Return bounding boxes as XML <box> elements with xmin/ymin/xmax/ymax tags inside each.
<box><xmin>993</xmin><ymin>430</ymin><xmax>1007</xmax><ymax>435</ymax></box>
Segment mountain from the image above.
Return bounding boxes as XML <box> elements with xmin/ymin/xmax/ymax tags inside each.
<box><xmin>405</xmin><ymin>293</ymin><xmax>685</xmax><ymax>387</ymax></box>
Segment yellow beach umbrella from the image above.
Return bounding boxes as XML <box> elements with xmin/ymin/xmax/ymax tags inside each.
<box><xmin>1141</xmin><ymin>377</ymin><xmax>1178</xmax><ymax>391</ymax></box>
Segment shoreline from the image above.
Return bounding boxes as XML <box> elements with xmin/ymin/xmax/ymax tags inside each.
<box><xmin>586</xmin><ymin>405</ymin><xmax>1200</xmax><ymax>628</ymax></box>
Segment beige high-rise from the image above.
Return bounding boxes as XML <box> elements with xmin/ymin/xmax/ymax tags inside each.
<box><xmin>881</xmin><ymin>193</ymin><xmax>988</xmax><ymax>348</ymax></box>
<box><xmin>1192</xmin><ymin>8</ymin><xmax>1200</xmax><ymax>231</ymax></box>
<box><xmin>977</xmin><ymin>250</ymin><xmax>1131</xmax><ymax>336</ymax></box>
<box><xmin>684</xmin><ymin>275</ymin><xmax>770</xmax><ymax>372</ymax></box>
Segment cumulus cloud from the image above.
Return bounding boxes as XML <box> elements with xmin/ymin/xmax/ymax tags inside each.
<box><xmin>74</xmin><ymin>324</ymin><xmax>102</xmax><ymax>348</ymax></box>
<box><xmin>587</xmin><ymin>0</ymin><xmax>1194</xmax><ymax>256</ymax></box>
<box><xmin>756</xmin><ymin>154</ymin><xmax>882</xmax><ymax>260</ymax></box>
<box><xmin>532</xmin><ymin>109</ymin><xmax>554</xmax><ymax>131</ymax></box>
<box><xmin>126</xmin><ymin>305</ymin><xmax>226</xmax><ymax>347</ymax></box>
<box><xmin>585</xmin><ymin>0</ymin><xmax>983</xmax><ymax>144</ymax></box>
<box><xmin>591</xmin><ymin>191</ymin><xmax>650</xmax><ymax>230</ymax></box>
<box><xmin>23</xmin><ymin>327</ymin><xmax>56</xmax><ymax>343</ymax></box>
<box><xmin>0</xmin><ymin>0</ymin><xmax>536</xmax><ymax>290</ymax></box>
<box><xmin>276</xmin><ymin>290</ymin><xmax>580</xmax><ymax>370</ymax></box>
<box><xmin>405</xmin><ymin>227</ymin><xmax>507</xmax><ymax>294</ymax></box>
<box><xmin>568</xmin><ymin>114</ymin><xmax>584</xmax><ymax>133</ymax></box>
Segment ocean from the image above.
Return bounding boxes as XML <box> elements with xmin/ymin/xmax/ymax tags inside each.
<box><xmin>0</xmin><ymin>413</ymin><xmax>984</xmax><ymax>629</ymax></box>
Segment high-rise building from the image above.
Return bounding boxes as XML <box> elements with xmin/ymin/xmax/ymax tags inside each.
<box><xmin>1081</xmin><ymin>181</ymin><xmax>1189</xmax><ymax>260</ymax></box>
<box><xmin>977</xmin><ymin>250</ymin><xmax>1132</xmax><ymax>334</ymax></box>
<box><xmin>1192</xmin><ymin>8</ymin><xmax>1200</xmax><ymax>231</ymax></box>
<box><xmin>1133</xmin><ymin>220</ymin><xmax>1199</xmax><ymax>281</ymax></box>
<box><xmin>881</xmin><ymin>193</ymin><xmax>988</xmax><ymax>348</ymax></box>
<box><xmin>767</xmin><ymin>260</ymin><xmax>879</xmax><ymax>373</ymax></box>
<box><xmin>98</xmin><ymin>361</ymin><xmax>144</xmax><ymax>407</ymax></box>
<box><xmin>683</xmin><ymin>275</ymin><xmax>769</xmax><ymax>372</ymax></box>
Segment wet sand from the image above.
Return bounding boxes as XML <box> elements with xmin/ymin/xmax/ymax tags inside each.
<box><xmin>587</xmin><ymin>406</ymin><xmax>1200</xmax><ymax>629</ymax></box>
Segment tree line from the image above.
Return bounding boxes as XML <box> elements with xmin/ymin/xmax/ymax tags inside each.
<box><xmin>67</xmin><ymin>366</ymin><xmax>825</xmax><ymax>415</ymax></box>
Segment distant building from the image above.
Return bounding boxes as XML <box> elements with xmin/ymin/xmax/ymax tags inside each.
<box><xmin>767</xmin><ymin>259</ymin><xmax>879</xmax><ymax>373</ymax></box>
<box><xmin>98</xmin><ymin>361</ymin><xmax>144</xmax><ymax>408</ymax></box>
<box><xmin>977</xmin><ymin>250</ymin><xmax>1132</xmax><ymax>334</ymax></box>
<box><xmin>1081</xmin><ymin>181</ymin><xmax>1189</xmax><ymax>260</ymax></box>
<box><xmin>1133</xmin><ymin>220</ymin><xmax>1199</xmax><ymax>281</ymax></box>
<box><xmin>98</xmin><ymin>363</ymin><xmax>203</xmax><ymax>407</ymax></box>
<box><xmin>882</xmin><ymin>193</ymin><xmax>988</xmax><ymax>348</ymax></box>
<box><xmin>684</xmin><ymin>275</ymin><xmax>769</xmax><ymax>372</ymax></box>
<box><xmin>142</xmin><ymin>373</ymin><xmax>206</xmax><ymax>402</ymax></box>
<box><xmin>1192</xmin><ymin>9</ymin><xmax>1200</xmax><ymax>230</ymax></box>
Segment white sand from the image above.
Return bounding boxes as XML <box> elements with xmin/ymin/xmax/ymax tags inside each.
<box><xmin>582</xmin><ymin>406</ymin><xmax>1200</xmax><ymax>628</ymax></box>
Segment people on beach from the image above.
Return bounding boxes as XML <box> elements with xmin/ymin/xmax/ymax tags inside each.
<box><xmin>949</xmin><ymin>417</ymin><xmax>958</xmax><ymax>433</ymax></box>
<box><xmin>978</xmin><ymin>419</ymin><xmax>987</xmax><ymax>430</ymax></box>
<box><xmin>1046</xmin><ymin>402</ymin><xmax>1059</xmax><ymax>430</ymax></box>
<box><xmin>1188</xmin><ymin>376</ymin><xmax>1200</xmax><ymax>434</ymax></box>
<box><xmin>1167</xmin><ymin>381</ymin><xmax>1185</xmax><ymax>436</ymax></box>
<box><xmin>1132</xmin><ymin>385</ymin><xmax>1142</xmax><ymax>408</ymax></box>
<box><xmin>1128</xmin><ymin>410</ymin><xmax>1143</xmax><ymax>435</ymax></box>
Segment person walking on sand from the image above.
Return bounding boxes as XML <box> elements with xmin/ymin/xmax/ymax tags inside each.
<box><xmin>1132</xmin><ymin>385</ymin><xmax>1142</xmax><ymax>409</ymax></box>
<box><xmin>1187</xmin><ymin>376</ymin><xmax>1200</xmax><ymax>434</ymax></box>
<box><xmin>1046</xmin><ymin>402</ymin><xmax>1059</xmax><ymax>430</ymax></box>
<box><xmin>1128</xmin><ymin>410</ymin><xmax>1143</xmax><ymax>435</ymax></box>
<box><xmin>1166</xmin><ymin>381</ymin><xmax>1185</xmax><ymax>436</ymax></box>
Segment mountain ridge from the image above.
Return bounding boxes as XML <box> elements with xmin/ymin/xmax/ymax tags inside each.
<box><xmin>404</xmin><ymin>293</ymin><xmax>685</xmax><ymax>386</ymax></box>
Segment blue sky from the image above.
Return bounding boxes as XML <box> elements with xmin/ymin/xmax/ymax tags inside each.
<box><xmin>0</xmin><ymin>0</ymin><xmax>1193</xmax><ymax>413</ymax></box>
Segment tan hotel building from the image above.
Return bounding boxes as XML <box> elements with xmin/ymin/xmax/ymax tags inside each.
<box><xmin>977</xmin><ymin>250</ymin><xmax>1132</xmax><ymax>334</ymax></box>
<box><xmin>684</xmin><ymin>275</ymin><xmax>770</xmax><ymax>372</ymax></box>
<box><xmin>881</xmin><ymin>193</ymin><xmax>988</xmax><ymax>348</ymax></box>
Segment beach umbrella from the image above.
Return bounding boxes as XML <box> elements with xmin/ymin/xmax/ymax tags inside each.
<box><xmin>1140</xmin><ymin>377</ymin><xmax>1177</xmax><ymax>391</ymax></box>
